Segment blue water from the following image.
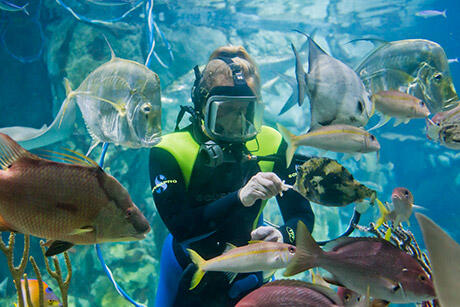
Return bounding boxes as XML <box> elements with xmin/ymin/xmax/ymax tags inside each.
<box><xmin>0</xmin><ymin>0</ymin><xmax>459</xmax><ymax>306</ymax></box>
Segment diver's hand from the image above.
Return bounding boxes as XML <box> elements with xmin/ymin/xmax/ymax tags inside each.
<box><xmin>251</xmin><ymin>226</ymin><xmax>283</xmax><ymax>243</ymax></box>
<box><xmin>238</xmin><ymin>172</ymin><xmax>284</xmax><ymax>207</ymax></box>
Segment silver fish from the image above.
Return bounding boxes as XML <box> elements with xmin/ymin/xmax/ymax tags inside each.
<box><xmin>60</xmin><ymin>44</ymin><xmax>162</xmax><ymax>152</ymax></box>
<box><xmin>415</xmin><ymin>10</ymin><xmax>447</xmax><ymax>18</ymax></box>
<box><xmin>282</xmin><ymin>32</ymin><xmax>373</xmax><ymax>131</ymax></box>
<box><xmin>416</xmin><ymin>213</ymin><xmax>460</xmax><ymax>307</ymax></box>
<box><xmin>355</xmin><ymin>39</ymin><xmax>458</xmax><ymax>113</ymax></box>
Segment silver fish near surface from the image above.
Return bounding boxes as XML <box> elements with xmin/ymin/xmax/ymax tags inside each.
<box><xmin>281</xmin><ymin>32</ymin><xmax>373</xmax><ymax>131</ymax></box>
<box><xmin>415</xmin><ymin>10</ymin><xmax>447</xmax><ymax>18</ymax></box>
<box><xmin>416</xmin><ymin>213</ymin><xmax>460</xmax><ymax>307</ymax></box>
<box><xmin>284</xmin><ymin>221</ymin><xmax>436</xmax><ymax>304</ymax></box>
<box><xmin>355</xmin><ymin>39</ymin><xmax>458</xmax><ymax>113</ymax></box>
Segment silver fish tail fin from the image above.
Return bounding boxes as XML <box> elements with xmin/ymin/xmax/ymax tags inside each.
<box><xmin>283</xmin><ymin>221</ymin><xmax>322</xmax><ymax>277</ymax></box>
<box><xmin>278</xmin><ymin>73</ymin><xmax>299</xmax><ymax>115</ymax></box>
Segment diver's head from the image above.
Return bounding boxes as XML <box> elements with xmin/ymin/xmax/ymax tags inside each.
<box><xmin>191</xmin><ymin>45</ymin><xmax>263</xmax><ymax>143</ymax></box>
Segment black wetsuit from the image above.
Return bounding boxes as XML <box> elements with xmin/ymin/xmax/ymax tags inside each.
<box><xmin>149</xmin><ymin>125</ymin><xmax>314</xmax><ymax>306</ymax></box>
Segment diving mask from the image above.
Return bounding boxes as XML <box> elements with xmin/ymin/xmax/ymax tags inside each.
<box><xmin>203</xmin><ymin>94</ymin><xmax>263</xmax><ymax>143</ymax></box>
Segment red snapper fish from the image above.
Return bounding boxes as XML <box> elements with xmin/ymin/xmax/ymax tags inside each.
<box><xmin>284</xmin><ymin>221</ymin><xmax>435</xmax><ymax>303</ymax></box>
<box><xmin>236</xmin><ymin>279</ymin><xmax>344</xmax><ymax>306</ymax></box>
<box><xmin>0</xmin><ymin>133</ymin><xmax>150</xmax><ymax>256</ymax></box>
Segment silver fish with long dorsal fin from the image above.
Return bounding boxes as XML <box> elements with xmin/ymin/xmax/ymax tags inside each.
<box><xmin>281</xmin><ymin>32</ymin><xmax>373</xmax><ymax>131</ymax></box>
<box><xmin>355</xmin><ymin>38</ymin><xmax>458</xmax><ymax>113</ymax></box>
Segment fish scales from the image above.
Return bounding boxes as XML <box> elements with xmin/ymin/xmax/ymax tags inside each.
<box><xmin>0</xmin><ymin>133</ymin><xmax>150</xmax><ymax>251</ymax></box>
<box><xmin>0</xmin><ymin>157</ymin><xmax>106</xmax><ymax>242</ymax></box>
<box><xmin>237</xmin><ymin>280</ymin><xmax>343</xmax><ymax>306</ymax></box>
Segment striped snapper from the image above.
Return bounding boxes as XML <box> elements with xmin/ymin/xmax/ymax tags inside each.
<box><xmin>0</xmin><ymin>133</ymin><xmax>150</xmax><ymax>256</ymax></box>
<box><xmin>236</xmin><ymin>279</ymin><xmax>344</xmax><ymax>307</ymax></box>
<box><xmin>369</xmin><ymin>90</ymin><xmax>430</xmax><ymax>131</ymax></box>
<box><xmin>277</xmin><ymin>123</ymin><xmax>380</xmax><ymax>167</ymax></box>
<box><xmin>187</xmin><ymin>241</ymin><xmax>296</xmax><ymax>290</ymax></box>
<box><xmin>355</xmin><ymin>39</ymin><xmax>458</xmax><ymax>113</ymax></box>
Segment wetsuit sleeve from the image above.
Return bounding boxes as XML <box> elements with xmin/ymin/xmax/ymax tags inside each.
<box><xmin>149</xmin><ymin>147</ymin><xmax>244</xmax><ymax>243</ymax></box>
<box><xmin>272</xmin><ymin>142</ymin><xmax>315</xmax><ymax>244</ymax></box>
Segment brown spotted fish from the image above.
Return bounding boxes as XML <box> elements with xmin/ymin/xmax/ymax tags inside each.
<box><xmin>293</xmin><ymin>157</ymin><xmax>377</xmax><ymax>207</ymax></box>
<box><xmin>0</xmin><ymin>133</ymin><xmax>150</xmax><ymax>256</ymax></box>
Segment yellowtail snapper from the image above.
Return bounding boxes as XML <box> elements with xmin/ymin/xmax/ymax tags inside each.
<box><xmin>187</xmin><ymin>241</ymin><xmax>296</xmax><ymax>290</ymax></box>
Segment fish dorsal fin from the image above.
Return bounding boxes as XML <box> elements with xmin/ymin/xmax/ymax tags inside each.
<box><xmin>247</xmin><ymin>240</ymin><xmax>265</xmax><ymax>244</ymax></box>
<box><xmin>323</xmin><ymin>236</ymin><xmax>390</xmax><ymax>252</ymax></box>
<box><xmin>103</xmin><ymin>34</ymin><xmax>117</xmax><ymax>61</ymax></box>
<box><xmin>0</xmin><ymin>133</ymin><xmax>32</xmax><ymax>170</ymax></box>
<box><xmin>347</xmin><ymin>38</ymin><xmax>389</xmax><ymax>47</ymax></box>
<box><xmin>224</xmin><ymin>243</ymin><xmax>237</xmax><ymax>253</ymax></box>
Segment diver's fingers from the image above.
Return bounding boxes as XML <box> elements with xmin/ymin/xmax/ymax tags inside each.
<box><xmin>257</xmin><ymin>172</ymin><xmax>283</xmax><ymax>194</ymax></box>
<box><xmin>256</xmin><ymin>176</ymin><xmax>281</xmax><ymax>196</ymax></box>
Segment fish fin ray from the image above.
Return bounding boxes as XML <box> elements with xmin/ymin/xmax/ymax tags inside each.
<box><xmin>68</xmin><ymin>226</ymin><xmax>94</xmax><ymax>235</ymax></box>
<box><xmin>283</xmin><ymin>221</ymin><xmax>321</xmax><ymax>277</ymax></box>
<box><xmin>187</xmin><ymin>248</ymin><xmax>206</xmax><ymax>290</ymax></box>
<box><xmin>45</xmin><ymin>241</ymin><xmax>74</xmax><ymax>256</ymax></box>
<box><xmin>0</xmin><ymin>133</ymin><xmax>32</xmax><ymax>169</ymax></box>
<box><xmin>368</xmin><ymin>115</ymin><xmax>391</xmax><ymax>131</ymax></box>
<box><xmin>38</xmin><ymin>149</ymin><xmax>91</xmax><ymax>166</ymax></box>
<box><xmin>290</xmin><ymin>42</ymin><xmax>308</xmax><ymax>106</ymax></box>
<box><xmin>276</xmin><ymin>123</ymin><xmax>298</xmax><ymax>168</ymax></box>
<box><xmin>224</xmin><ymin>243</ymin><xmax>237</xmax><ymax>253</ymax></box>
<box><xmin>224</xmin><ymin>271</ymin><xmax>238</xmax><ymax>284</ymax></box>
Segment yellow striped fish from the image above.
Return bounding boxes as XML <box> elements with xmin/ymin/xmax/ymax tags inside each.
<box><xmin>187</xmin><ymin>241</ymin><xmax>296</xmax><ymax>290</ymax></box>
<box><xmin>277</xmin><ymin>123</ymin><xmax>380</xmax><ymax>167</ymax></box>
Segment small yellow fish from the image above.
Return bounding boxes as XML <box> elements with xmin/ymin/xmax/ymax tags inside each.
<box><xmin>187</xmin><ymin>241</ymin><xmax>296</xmax><ymax>290</ymax></box>
<box><xmin>14</xmin><ymin>279</ymin><xmax>61</xmax><ymax>307</ymax></box>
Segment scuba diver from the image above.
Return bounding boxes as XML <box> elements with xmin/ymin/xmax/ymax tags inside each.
<box><xmin>149</xmin><ymin>45</ymin><xmax>314</xmax><ymax>306</ymax></box>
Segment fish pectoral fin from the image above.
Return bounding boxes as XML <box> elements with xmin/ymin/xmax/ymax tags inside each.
<box><xmin>247</xmin><ymin>240</ymin><xmax>265</xmax><ymax>244</ymax></box>
<box><xmin>262</xmin><ymin>270</ymin><xmax>276</xmax><ymax>280</ymax></box>
<box><xmin>0</xmin><ymin>214</ymin><xmax>16</xmax><ymax>232</ymax></box>
<box><xmin>224</xmin><ymin>242</ymin><xmax>237</xmax><ymax>253</ymax></box>
<box><xmin>321</xmin><ymin>275</ymin><xmax>345</xmax><ymax>287</ymax></box>
<box><xmin>69</xmin><ymin>226</ymin><xmax>94</xmax><ymax>235</ymax></box>
<box><xmin>224</xmin><ymin>271</ymin><xmax>238</xmax><ymax>284</ymax></box>
<box><xmin>45</xmin><ymin>241</ymin><xmax>75</xmax><ymax>257</ymax></box>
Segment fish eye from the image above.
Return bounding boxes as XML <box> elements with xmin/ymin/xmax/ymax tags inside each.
<box><xmin>392</xmin><ymin>284</ymin><xmax>401</xmax><ymax>292</ymax></box>
<box><xmin>419</xmin><ymin>101</ymin><xmax>425</xmax><ymax>107</ymax></box>
<box><xmin>433</xmin><ymin>73</ymin><xmax>443</xmax><ymax>82</ymax></box>
<box><xmin>418</xmin><ymin>274</ymin><xmax>427</xmax><ymax>281</ymax></box>
<box><xmin>343</xmin><ymin>293</ymin><xmax>351</xmax><ymax>301</ymax></box>
<box><xmin>404</xmin><ymin>190</ymin><xmax>409</xmax><ymax>197</ymax></box>
<box><xmin>142</xmin><ymin>103</ymin><xmax>152</xmax><ymax>113</ymax></box>
<box><xmin>370</xmin><ymin>135</ymin><xmax>376</xmax><ymax>141</ymax></box>
<box><xmin>288</xmin><ymin>246</ymin><xmax>296</xmax><ymax>253</ymax></box>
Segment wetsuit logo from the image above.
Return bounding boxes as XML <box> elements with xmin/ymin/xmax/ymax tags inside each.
<box><xmin>152</xmin><ymin>175</ymin><xmax>177</xmax><ymax>194</ymax></box>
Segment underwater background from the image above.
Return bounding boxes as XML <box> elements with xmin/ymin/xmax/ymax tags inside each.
<box><xmin>0</xmin><ymin>0</ymin><xmax>458</xmax><ymax>306</ymax></box>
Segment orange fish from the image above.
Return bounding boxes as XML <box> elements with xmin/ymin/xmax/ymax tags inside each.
<box><xmin>14</xmin><ymin>279</ymin><xmax>62</xmax><ymax>307</ymax></box>
<box><xmin>0</xmin><ymin>133</ymin><xmax>150</xmax><ymax>256</ymax></box>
